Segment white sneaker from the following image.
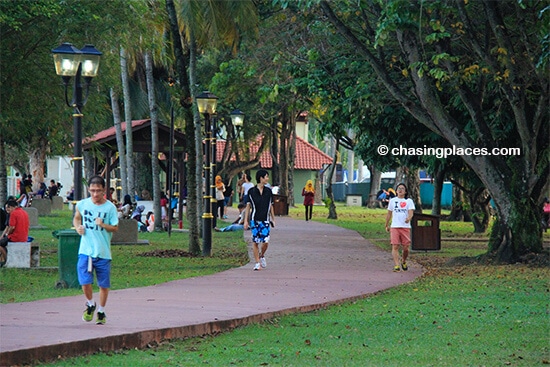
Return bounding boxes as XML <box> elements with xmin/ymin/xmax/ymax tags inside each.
<box><xmin>253</xmin><ymin>262</ymin><xmax>261</xmax><ymax>271</ymax></box>
<box><xmin>260</xmin><ymin>257</ymin><xmax>267</xmax><ymax>268</ymax></box>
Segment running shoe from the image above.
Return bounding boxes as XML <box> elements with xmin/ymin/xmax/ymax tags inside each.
<box><xmin>401</xmin><ymin>262</ymin><xmax>408</xmax><ymax>271</ymax></box>
<box><xmin>393</xmin><ymin>265</ymin><xmax>401</xmax><ymax>272</ymax></box>
<box><xmin>253</xmin><ymin>262</ymin><xmax>261</xmax><ymax>271</ymax></box>
<box><xmin>82</xmin><ymin>302</ymin><xmax>96</xmax><ymax>322</ymax></box>
<box><xmin>96</xmin><ymin>311</ymin><xmax>106</xmax><ymax>325</ymax></box>
<box><xmin>260</xmin><ymin>256</ymin><xmax>267</xmax><ymax>268</ymax></box>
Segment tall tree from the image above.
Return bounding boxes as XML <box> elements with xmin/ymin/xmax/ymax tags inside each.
<box><xmin>144</xmin><ymin>51</ymin><xmax>163</xmax><ymax>231</ymax></box>
<box><xmin>166</xmin><ymin>0</ymin><xmax>201</xmax><ymax>254</ymax></box>
<box><xmin>287</xmin><ymin>0</ymin><xmax>549</xmax><ymax>263</ymax></box>
<box><xmin>166</xmin><ymin>0</ymin><xmax>259</xmax><ymax>254</ymax></box>
<box><xmin>110</xmin><ymin>88</ymin><xmax>128</xmax><ymax>197</ymax></box>
<box><xmin>120</xmin><ymin>47</ymin><xmax>136</xmax><ymax>199</ymax></box>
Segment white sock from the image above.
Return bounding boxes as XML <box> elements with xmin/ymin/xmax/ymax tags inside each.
<box><xmin>87</xmin><ymin>299</ymin><xmax>95</xmax><ymax>307</ymax></box>
<box><xmin>98</xmin><ymin>306</ymin><xmax>105</xmax><ymax>313</ymax></box>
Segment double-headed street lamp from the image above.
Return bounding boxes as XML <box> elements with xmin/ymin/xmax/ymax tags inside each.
<box><xmin>197</xmin><ymin>92</ymin><xmax>245</xmax><ymax>256</ymax></box>
<box><xmin>197</xmin><ymin>91</ymin><xmax>218</xmax><ymax>256</ymax></box>
<box><xmin>52</xmin><ymin>43</ymin><xmax>102</xmax><ymax>202</ymax></box>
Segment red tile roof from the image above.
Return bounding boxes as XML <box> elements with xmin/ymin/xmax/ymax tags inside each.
<box><xmin>83</xmin><ymin>119</ymin><xmax>151</xmax><ymax>145</ymax></box>
<box><xmin>84</xmin><ymin>120</ymin><xmax>332</xmax><ymax>170</ymax></box>
<box><xmin>216</xmin><ymin>135</ymin><xmax>332</xmax><ymax>170</ymax></box>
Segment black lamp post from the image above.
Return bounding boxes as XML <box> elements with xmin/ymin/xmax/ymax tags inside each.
<box><xmin>52</xmin><ymin>43</ymin><xmax>102</xmax><ymax>202</ymax></box>
<box><xmin>196</xmin><ymin>91</ymin><xmax>218</xmax><ymax>256</ymax></box>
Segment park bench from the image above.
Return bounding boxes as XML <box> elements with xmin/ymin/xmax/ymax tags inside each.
<box><xmin>4</xmin><ymin>242</ymin><xmax>40</xmax><ymax>268</ymax></box>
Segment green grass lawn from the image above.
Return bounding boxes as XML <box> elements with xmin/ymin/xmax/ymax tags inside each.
<box><xmin>4</xmin><ymin>204</ymin><xmax>548</xmax><ymax>366</ymax></box>
<box><xmin>0</xmin><ymin>209</ymin><xmax>248</xmax><ymax>303</ymax></box>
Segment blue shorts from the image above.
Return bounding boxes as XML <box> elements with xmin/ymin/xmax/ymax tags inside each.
<box><xmin>77</xmin><ymin>254</ymin><xmax>111</xmax><ymax>288</ymax></box>
<box><xmin>251</xmin><ymin>220</ymin><xmax>270</xmax><ymax>244</ymax></box>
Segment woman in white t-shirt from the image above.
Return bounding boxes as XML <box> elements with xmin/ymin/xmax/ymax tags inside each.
<box><xmin>239</xmin><ymin>174</ymin><xmax>254</xmax><ymax>204</ymax></box>
<box><xmin>385</xmin><ymin>183</ymin><xmax>415</xmax><ymax>272</ymax></box>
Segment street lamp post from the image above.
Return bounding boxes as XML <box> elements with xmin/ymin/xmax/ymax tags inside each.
<box><xmin>52</xmin><ymin>43</ymin><xmax>102</xmax><ymax>202</ymax></box>
<box><xmin>211</xmin><ymin>113</ymin><xmax>218</xmax><ymax>229</ymax></box>
<box><xmin>196</xmin><ymin>91</ymin><xmax>218</xmax><ymax>256</ymax></box>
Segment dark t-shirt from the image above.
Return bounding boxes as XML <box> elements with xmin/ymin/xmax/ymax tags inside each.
<box><xmin>224</xmin><ymin>185</ymin><xmax>233</xmax><ymax>198</ymax></box>
<box><xmin>48</xmin><ymin>185</ymin><xmax>58</xmax><ymax>198</ymax></box>
<box><xmin>247</xmin><ymin>185</ymin><xmax>273</xmax><ymax>222</ymax></box>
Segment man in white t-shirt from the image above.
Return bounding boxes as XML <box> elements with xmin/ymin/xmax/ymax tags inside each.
<box><xmin>385</xmin><ymin>183</ymin><xmax>415</xmax><ymax>272</ymax></box>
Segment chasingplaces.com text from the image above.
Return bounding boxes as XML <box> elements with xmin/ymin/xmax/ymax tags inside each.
<box><xmin>377</xmin><ymin>144</ymin><xmax>521</xmax><ymax>159</ymax></box>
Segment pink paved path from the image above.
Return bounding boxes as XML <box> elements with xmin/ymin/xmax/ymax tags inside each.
<box><xmin>0</xmin><ymin>212</ymin><xmax>422</xmax><ymax>366</ymax></box>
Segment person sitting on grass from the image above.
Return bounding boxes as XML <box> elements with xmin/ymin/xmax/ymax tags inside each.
<box><xmin>215</xmin><ymin>203</ymin><xmax>246</xmax><ymax>232</ymax></box>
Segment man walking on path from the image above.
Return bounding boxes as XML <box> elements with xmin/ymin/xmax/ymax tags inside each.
<box><xmin>73</xmin><ymin>176</ymin><xmax>118</xmax><ymax>325</ymax></box>
<box><xmin>385</xmin><ymin>183</ymin><xmax>415</xmax><ymax>272</ymax></box>
<box><xmin>244</xmin><ymin>170</ymin><xmax>275</xmax><ymax>271</ymax></box>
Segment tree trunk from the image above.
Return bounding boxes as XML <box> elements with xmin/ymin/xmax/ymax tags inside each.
<box><xmin>188</xmin><ymin>29</ymin><xmax>202</xmax><ymax>254</ymax></box>
<box><xmin>166</xmin><ymin>0</ymin><xmax>200</xmax><ymax>254</ymax></box>
<box><xmin>325</xmin><ymin>138</ymin><xmax>338</xmax><ymax>219</ymax></box>
<box><xmin>28</xmin><ymin>139</ymin><xmax>46</xmax><ymax>192</ymax></box>
<box><xmin>110</xmin><ymin>88</ymin><xmax>128</xmax><ymax>198</ymax></box>
<box><xmin>467</xmin><ymin>188</ymin><xmax>491</xmax><ymax>233</ymax></box>
<box><xmin>288</xmin><ymin>113</ymin><xmax>297</xmax><ymax>206</ymax></box>
<box><xmin>489</xmin><ymin>198</ymin><xmax>542</xmax><ymax>263</ymax></box>
<box><xmin>144</xmin><ymin>51</ymin><xmax>163</xmax><ymax>231</ymax></box>
<box><xmin>431</xmin><ymin>168</ymin><xmax>446</xmax><ymax>216</ymax></box>
<box><xmin>448</xmin><ymin>179</ymin><xmax>464</xmax><ymax>221</ymax></box>
<box><xmin>367</xmin><ymin>166</ymin><xmax>382</xmax><ymax>208</ymax></box>
<box><xmin>120</xmin><ymin>47</ymin><xmax>135</xmax><ymax>199</ymax></box>
<box><xmin>270</xmin><ymin>118</ymin><xmax>280</xmax><ymax>187</ymax></box>
<box><xmin>404</xmin><ymin>167</ymin><xmax>422</xmax><ymax>212</ymax></box>
<box><xmin>279</xmin><ymin>109</ymin><xmax>290</xmax><ymax>197</ymax></box>
<box><xmin>0</xmin><ymin>133</ymin><xmax>6</xmax><ymax>205</ymax></box>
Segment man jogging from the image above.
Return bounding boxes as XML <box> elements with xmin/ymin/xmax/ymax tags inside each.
<box><xmin>244</xmin><ymin>170</ymin><xmax>275</xmax><ymax>271</ymax></box>
<box><xmin>73</xmin><ymin>176</ymin><xmax>118</xmax><ymax>324</ymax></box>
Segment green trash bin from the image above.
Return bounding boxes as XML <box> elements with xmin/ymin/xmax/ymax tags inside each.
<box><xmin>53</xmin><ymin>229</ymin><xmax>81</xmax><ymax>289</ymax></box>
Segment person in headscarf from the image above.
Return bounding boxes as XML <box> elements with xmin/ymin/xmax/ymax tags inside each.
<box><xmin>131</xmin><ymin>205</ymin><xmax>147</xmax><ymax>232</ymax></box>
<box><xmin>302</xmin><ymin>180</ymin><xmax>315</xmax><ymax>221</ymax></box>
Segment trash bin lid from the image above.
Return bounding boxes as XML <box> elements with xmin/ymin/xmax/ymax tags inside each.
<box><xmin>52</xmin><ymin>229</ymin><xmax>79</xmax><ymax>238</ymax></box>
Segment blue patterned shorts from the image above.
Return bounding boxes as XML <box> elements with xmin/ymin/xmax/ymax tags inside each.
<box><xmin>251</xmin><ymin>220</ymin><xmax>270</xmax><ymax>244</ymax></box>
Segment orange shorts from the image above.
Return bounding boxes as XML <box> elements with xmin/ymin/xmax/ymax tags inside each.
<box><xmin>390</xmin><ymin>227</ymin><xmax>411</xmax><ymax>246</ymax></box>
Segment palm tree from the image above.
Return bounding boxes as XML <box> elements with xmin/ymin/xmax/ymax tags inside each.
<box><xmin>109</xmin><ymin>88</ymin><xmax>128</xmax><ymax>198</ymax></box>
<box><xmin>165</xmin><ymin>0</ymin><xmax>259</xmax><ymax>255</ymax></box>
<box><xmin>120</xmin><ymin>47</ymin><xmax>136</xmax><ymax>199</ymax></box>
<box><xmin>144</xmin><ymin>51</ymin><xmax>163</xmax><ymax>231</ymax></box>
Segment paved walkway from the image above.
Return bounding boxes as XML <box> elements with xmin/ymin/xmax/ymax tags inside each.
<box><xmin>0</xmin><ymin>210</ymin><xmax>422</xmax><ymax>366</ymax></box>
